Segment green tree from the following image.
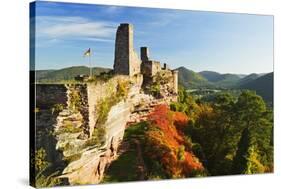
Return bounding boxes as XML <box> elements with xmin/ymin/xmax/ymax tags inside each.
<box><xmin>180</xmin><ymin>92</ymin><xmax>239</xmax><ymax>175</ymax></box>
<box><xmin>232</xmin><ymin>128</ymin><xmax>251</xmax><ymax>174</ymax></box>
<box><xmin>232</xmin><ymin>91</ymin><xmax>273</xmax><ymax>174</ymax></box>
<box><xmin>244</xmin><ymin>145</ymin><xmax>265</xmax><ymax>174</ymax></box>
<box><xmin>171</xmin><ymin>88</ymin><xmax>273</xmax><ymax>176</ymax></box>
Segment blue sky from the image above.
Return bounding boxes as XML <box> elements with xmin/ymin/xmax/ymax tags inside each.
<box><xmin>33</xmin><ymin>1</ymin><xmax>273</xmax><ymax>74</ymax></box>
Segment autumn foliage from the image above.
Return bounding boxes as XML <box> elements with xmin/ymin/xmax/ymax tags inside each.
<box><xmin>144</xmin><ymin>104</ymin><xmax>203</xmax><ymax>178</ymax></box>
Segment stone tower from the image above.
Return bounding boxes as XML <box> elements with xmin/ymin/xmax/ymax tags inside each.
<box><xmin>141</xmin><ymin>47</ymin><xmax>149</xmax><ymax>62</ymax></box>
<box><xmin>114</xmin><ymin>23</ymin><xmax>141</xmax><ymax>76</ymax></box>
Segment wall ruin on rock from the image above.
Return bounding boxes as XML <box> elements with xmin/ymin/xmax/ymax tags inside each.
<box><xmin>35</xmin><ymin>74</ymin><xmax>146</xmax><ymax>185</ymax></box>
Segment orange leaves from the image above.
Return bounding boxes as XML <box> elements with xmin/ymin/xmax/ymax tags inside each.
<box><xmin>183</xmin><ymin>152</ymin><xmax>203</xmax><ymax>173</ymax></box>
<box><xmin>173</xmin><ymin>111</ymin><xmax>189</xmax><ymax>130</ymax></box>
<box><xmin>148</xmin><ymin>105</ymin><xmax>183</xmax><ymax>147</ymax></box>
<box><xmin>145</xmin><ymin>104</ymin><xmax>203</xmax><ymax>178</ymax></box>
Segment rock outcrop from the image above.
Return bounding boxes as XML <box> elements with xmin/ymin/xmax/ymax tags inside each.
<box><xmin>34</xmin><ymin>75</ymin><xmax>152</xmax><ymax>185</ymax></box>
<box><xmin>56</xmin><ymin>100</ymin><xmax>132</xmax><ymax>184</ymax></box>
<box><xmin>35</xmin><ymin>71</ymin><xmax>177</xmax><ymax>185</ymax></box>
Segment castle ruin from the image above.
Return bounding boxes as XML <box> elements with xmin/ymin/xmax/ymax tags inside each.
<box><xmin>113</xmin><ymin>23</ymin><xmax>178</xmax><ymax>94</ymax></box>
<box><xmin>113</xmin><ymin>23</ymin><xmax>141</xmax><ymax>76</ymax></box>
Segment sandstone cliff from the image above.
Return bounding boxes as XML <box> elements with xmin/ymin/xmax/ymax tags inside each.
<box><xmin>35</xmin><ymin>70</ymin><xmax>178</xmax><ymax>185</ymax></box>
<box><xmin>35</xmin><ymin>74</ymin><xmax>153</xmax><ymax>185</ymax></box>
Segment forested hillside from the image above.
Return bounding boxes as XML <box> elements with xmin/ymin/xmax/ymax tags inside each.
<box><xmin>177</xmin><ymin>67</ymin><xmax>273</xmax><ymax>103</ymax></box>
<box><xmin>239</xmin><ymin>72</ymin><xmax>273</xmax><ymax>103</ymax></box>
<box><xmin>36</xmin><ymin>66</ymin><xmax>112</xmax><ymax>83</ymax></box>
<box><xmin>169</xmin><ymin>87</ymin><xmax>273</xmax><ymax>175</ymax></box>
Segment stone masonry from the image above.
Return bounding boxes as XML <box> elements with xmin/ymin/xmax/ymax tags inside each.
<box><xmin>113</xmin><ymin>23</ymin><xmax>178</xmax><ymax>95</ymax></box>
<box><xmin>114</xmin><ymin>23</ymin><xmax>141</xmax><ymax>76</ymax></box>
<box><xmin>140</xmin><ymin>47</ymin><xmax>162</xmax><ymax>77</ymax></box>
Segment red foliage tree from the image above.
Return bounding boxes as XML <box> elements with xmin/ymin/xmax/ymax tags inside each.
<box><xmin>144</xmin><ymin>104</ymin><xmax>204</xmax><ymax>178</ymax></box>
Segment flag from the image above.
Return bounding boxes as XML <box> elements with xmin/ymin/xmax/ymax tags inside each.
<box><xmin>83</xmin><ymin>48</ymin><xmax>91</xmax><ymax>57</ymax></box>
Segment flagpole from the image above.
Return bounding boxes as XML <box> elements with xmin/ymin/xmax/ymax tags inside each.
<box><xmin>89</xmin><ymin>50</ymin><xmax>92</xmax><ymax>78</ymax></box>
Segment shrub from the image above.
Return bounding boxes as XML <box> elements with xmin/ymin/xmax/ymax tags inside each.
<box><xmin>96</xmin><ymin>97</ymin><xmax>112</xmax><ymax>127</ymax></box>
<box><xmin>35</xmin><ymin>171</ymin><xmax>62</xmax><ymax>188</ymax></box>
<box><xmin>69</xmin><ymin>89</ymin><xmax>82</xmax><ymax>111</ymax></box>
<box><xmin>35</xmin><ymin>148</ymin><xmax>48</xmax><ymax>172</ymax></box>
<box><xmin>177</xmin><ymin>145</ymin><xmax>186</xmax><ymax>161</ymax></box>
<box><xmin>116</xmin><ymin>80</ymin><xmax>129</xmax><ymax>99</ymax></box>
<box><xmin>149</xmin><ymin>83</ymin><xmax>161</xmax><ymax>98</ymax></box>
<box><xmin>34</xmin><ymin>148</ymin><xmax>62</xmax><ymax>187</ymax></box>
<box><xmin>55</xmin><ymin>121</ymin><xmax>82</xmax><ymax>135</ymax></box>
<box><xmin>84</xmin><ymin>126</ymin><xmax>106</xmax><ymax>147</ymax></box>
<box><xmin>51</xmin><ymin>103</ymin><xmax>65</xmax><ymax>114</ymax></box>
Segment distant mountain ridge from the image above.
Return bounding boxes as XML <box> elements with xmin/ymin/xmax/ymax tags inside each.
<box><xmin>177</xmin><ymin>68</ymin><xmax>244</xmax><ymax>88</ymax></box>
<box><xmin>177</xmin><ymin>67</ymin><xmax>273</xmax><ymax>102</ymax></box>
<box><xmin>237</xmin><ymin>73</ymin><xmax>260</xmax><ymax>86</ymax></box>
<box><xmin>239</xmin><ymin>72</ymin><xmax>273</xmax><ymax>102</ymax></box>
<box><xmin>36</xmin><ymin>66</ymin><xmax>112</xmax><ymax>82</ymax></box>
<box><xmin>198</xmin><ymin>71</ymin><xmax>224</xmax><ymax>82</ymax></box>
<box><xmin>176</xmin><ymin>67</ymin><xmax>212</xmax><ymax>88</ymax></box>
<box><xmin>34</xmin><ymin>65</ymin><xmax>273</xmax><ymax>103</ymax></box>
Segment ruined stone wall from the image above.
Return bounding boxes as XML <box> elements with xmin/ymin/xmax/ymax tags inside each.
<box><xmin>141</xmin><ymin>60</ymin><xmax>161</xmax><ymax>77</ymax></box>
<box><xmin>172</xmin><ymin>70</ymin><xmax>178</xmax><ymax>94</ymax></box>
<box><xmin>114</xmin><ymin>23</ymin><xmax>141</xmax><ymax>76</ymax></box>
<box><xmin>35</xmin><ymin>74</ymin><xmax>145</xmax><ymax>185</ymax></box>
<box><xmin>56</xmin><ymin>76</ymin><xmax>144</xmax><ymax>185</ymax></box>
<box><xmin>34</xmin><ymin>70</ymin><xmax>179</xmax><ymax>185</ymax></box>
<box><xmin>140</xmin><ymin>46</ymin><xmax>161</xmax><ymax>77</ymax></box>
<box><xmin>36</xmin><ymin>84</ymin><xmax>67</xmax><ymax>109</ymax></box>
<box><xmin>130</xmin><ymin>49</ymin><xmax>141</xmax><ymax>76</ymax></box>
<box><xmin>152</xmin><ymin>61</ymin><xmax>161</xmax><ymax>76</ymax></box>
<box><xmin>141</xmin><ymin>47</ymin><xmax>149</xmax><ymax>62</ymax></box>
<box><xmin>35</xmin><ymin>84</ymin><xmax>68</xmax><ymax>179</ymax></box>
<box><xmin>66</xmin><ymin>84</ymin><xmax>90</xmax><ymax>137</ymax></box>
<box><xmin>87</xmin><ymin>75</ymin><xmax>130</xmax><ymax>136</ymax></box>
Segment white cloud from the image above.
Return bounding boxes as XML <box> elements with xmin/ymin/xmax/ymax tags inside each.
<box><xmin>36</xmin><ymin>16</ymin><xmax>116</xmax><ymax>41</ymax></box>
<box><xmin>80</xmin><ymin>37</ymin><xmax>114</xmax><ymax>43</ymax></box>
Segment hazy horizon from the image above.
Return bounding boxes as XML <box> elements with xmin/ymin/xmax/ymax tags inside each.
<box><xmin>34</xmin><ymin>65</ymin><xmax>274</xmax><ymax>76</ymax></box>
<box><xmin>32</xmin><ymin>1</ymin><xmax>274</xmax><ymax>75</ymax></box>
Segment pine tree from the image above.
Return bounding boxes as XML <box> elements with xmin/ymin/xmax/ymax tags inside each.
<box><xmin>231</xmin><ymin>128</ymin><xmax>250</xmax><ymax>174</ymax></box>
